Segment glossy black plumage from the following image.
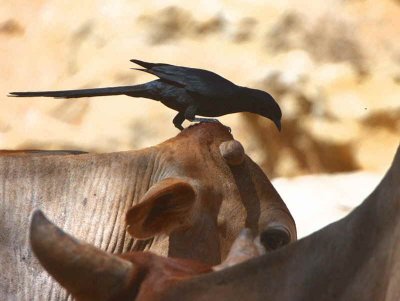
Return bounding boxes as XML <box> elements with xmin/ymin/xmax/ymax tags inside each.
<box><xmin>9</xmin><ymin>59</ymin><xmax>282</xmax><ymax>130</ymax></box>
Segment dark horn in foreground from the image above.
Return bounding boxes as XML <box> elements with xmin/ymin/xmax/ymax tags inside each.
<box><xmin>30</xmin><ymin>211</ymin><xmax>263</xmax><ymax>301</ymax></box>
<box><xmin>30</xmin><ymin>210</ymin><xmax>136</xmax><ymax>301</ymax></box>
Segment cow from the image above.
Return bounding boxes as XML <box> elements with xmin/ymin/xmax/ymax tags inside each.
<box><xmin>31</xmin><ymin>143</ymin><xmax>400</xmax><ymax>301</ymax></box>
<box><xmin>166</xmin><ymin>143</ymin><xmax>400</xmax><ymax>300</ymax></box>
<box><xmin>30</xmin><ymin>210</ymin><xmax>262</xmax><ymax>301</ymax></box>
<box><xmin>0</xmin><ymin>123</ymin><xmax>296</xmax><ymax>300</ymax></box>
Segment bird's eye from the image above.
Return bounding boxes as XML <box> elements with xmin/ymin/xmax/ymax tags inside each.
<box><xmin>260</xmin><ymin>226</ymin><xmax>291</xmax><ymax>251</ymax></box>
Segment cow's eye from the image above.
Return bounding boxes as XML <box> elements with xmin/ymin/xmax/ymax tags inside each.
<box><xmin>260</xmin><ymin>226</ymin><xmax>291</xmax><ymax>251</ymax></box>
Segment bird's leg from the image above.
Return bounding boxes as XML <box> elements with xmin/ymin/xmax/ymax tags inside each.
<box><xmin>183</xmin><ymin>104</ymin><xmax>198</xmax><ymax>122</ymax></box>
<box><xmin>173</xmin><ymin>112</ymin><xmax>185</xmax><ymax>131</ymax></box>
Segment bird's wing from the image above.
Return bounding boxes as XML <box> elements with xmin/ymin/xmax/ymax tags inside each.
<box><xmin>131</xmin><ymin>59</ymin><xmax>236</xmax><ymax>98</ymax></box>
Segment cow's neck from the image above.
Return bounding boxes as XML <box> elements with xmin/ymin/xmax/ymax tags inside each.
<box><xmin>168</xmin><ymin>214</ymin><xmax>221</xmax><ymax>265</ymax></box>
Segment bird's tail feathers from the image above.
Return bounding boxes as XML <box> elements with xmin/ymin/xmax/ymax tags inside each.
<box><xmin>8</xmin><ymin>84</ymin><xmax>150</xmax><ymax>99</ymax></box>
<box><xmin>130</xmin><ymin>68</ymin><xmax>146</xmax><ymax>71</ymax></box>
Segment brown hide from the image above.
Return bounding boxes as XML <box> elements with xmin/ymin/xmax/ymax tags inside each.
<box><xmin>0</xmin><ymin>123</ymin><xmax>295</xmax><ymax>300</ymax></box>
<box><xmin>33</xmin><ymin>139</ymin><xmax>400</xmax><ymax>301</ymax></box>
<box><xmin>29</xmin><ymin>211</ymin><xmax>260</xmax><ymax>301</ymax></box>
<box><xmin>161</xmin><ymin>143</ymin><xmax>400</xmax><ymax>301</ymax></box>
<box><xmin>26</xmin><ymin>142</ymin><xmax>400</xmax><ymax>301</ymax></box>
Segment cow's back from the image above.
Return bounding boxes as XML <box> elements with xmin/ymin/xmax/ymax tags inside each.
<box><xmin>0</xmin><ymin>150</ymin><xmax>155</xmax><ymax>300</ymax></box>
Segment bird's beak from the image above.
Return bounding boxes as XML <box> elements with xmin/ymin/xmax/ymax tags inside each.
<box><xmin>274</xmin><ymin>119</ymin><xmax>282</xmax><ymax>132</ymax></box>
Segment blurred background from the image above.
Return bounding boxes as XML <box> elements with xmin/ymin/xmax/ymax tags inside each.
<box><xmin>1</xmin><ymin>0</ymin><xmax>399</xmax><ymax>237</ymax></box>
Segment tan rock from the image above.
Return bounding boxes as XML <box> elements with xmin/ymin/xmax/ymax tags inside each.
<box><xmin>1</xmin><ymin>0</ymin><xmax>399</xmax><ymax>178</ymax></box>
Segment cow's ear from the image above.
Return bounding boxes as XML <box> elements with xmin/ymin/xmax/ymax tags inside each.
<box><xmin>126</xmin><ymin>178</ymin><xmax>196</xmax><ymax>239</ymax></box>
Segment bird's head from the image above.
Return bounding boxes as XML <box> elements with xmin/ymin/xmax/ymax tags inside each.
<box><xmin>241</xmin><ymin>87</ymin><xmax>282</xmax><ymax>131</ymax></box>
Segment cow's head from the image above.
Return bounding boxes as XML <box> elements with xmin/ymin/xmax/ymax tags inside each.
<box><xmin>30</xmin><ymin>210</ymin><xmax>261</xmax><ymax>301</ymax></box>
<box><xmin>126</xmin><ymin>123</ymin><xmax>296</xmax><ymax>263</ymax></box>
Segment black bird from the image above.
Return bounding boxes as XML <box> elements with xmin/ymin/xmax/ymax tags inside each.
<box><xmin>9</xmin><ymin>59</ymin><xmax>282</xmax><ymax>131</ymax></box>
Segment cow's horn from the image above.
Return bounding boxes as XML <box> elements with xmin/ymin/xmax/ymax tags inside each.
<box><xmin>219</xmin><ymin>140</ymin><xmax>245</xmax><ymax>165</ymax></box>
<box><xmin>30</xmin><ymin>210</ymin><xmax>137</xmax><ymax>301</ymax></box>
<box><xmin>213</xmin><ymin>228</ymin><xmax>260</xmax><ymax>271</ymax></box>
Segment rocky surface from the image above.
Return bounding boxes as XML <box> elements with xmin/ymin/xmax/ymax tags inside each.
<box><xmin>1</xmin><ymin>0</ymin><xmax>399</xmax><ymax>177</ymax></box>
<box><xmin>273</xmin><ymin>171</ymin><xmax>383</xmax><ymax>238</ymax></box>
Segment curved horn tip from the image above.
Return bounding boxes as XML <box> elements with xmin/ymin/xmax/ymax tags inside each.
<box><xmin>213</xmin><ymin>228</ymin><xmax>260</xmax><ymax>271</ymax></box>
<box><xmin>237</xmin><ymin>228</ymin><xmax>254</xmax><ymax>239</ymax></box>
<box><xmin>31</xmin><ymin>209</ymin><xmax>47</xmax><ymax>227</ymax></box>
<box><xmin>30</xmin><ymin>210</ymin><xmax>137</xmax><ymax>301</ymax></box>
<box><xmin>219</xmin><ymin>140</ymin><xmax>245</xmax><ymax>166</ymax></box>
<box><xmin>30</xmin><ymin>209</ymin><xmax>54</xmax><ymax>243</ymax></box>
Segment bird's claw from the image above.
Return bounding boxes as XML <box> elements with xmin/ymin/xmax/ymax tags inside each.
<box><xmin>189</xmin><ymin>118</ymin><xmax>231</xmax><ymax>133</ymax></box>
<box><xmin>192</xmin><ymin>117</ymin><xmax>220</xmax><ymax>124</ymax></box>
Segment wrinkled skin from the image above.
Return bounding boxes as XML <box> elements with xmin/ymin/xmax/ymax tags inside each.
<box><xmin>0</xmin><ymin>123</ymin><xmax>296</xmax><ymax>300</ymax></box>
<box><xmin>29</xmin><ymin>144</ymin><xmax>400</xmax><ymax>300</ymax></box>
<box><xmin>161</xmin><ymin>144</ymin><xmax>400</xmax><ymax>301</ymax></box>
<box><xmin>29</xmin><ymin>211</ymin><xmax>262</xmax><ymax>301</ymax></box>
